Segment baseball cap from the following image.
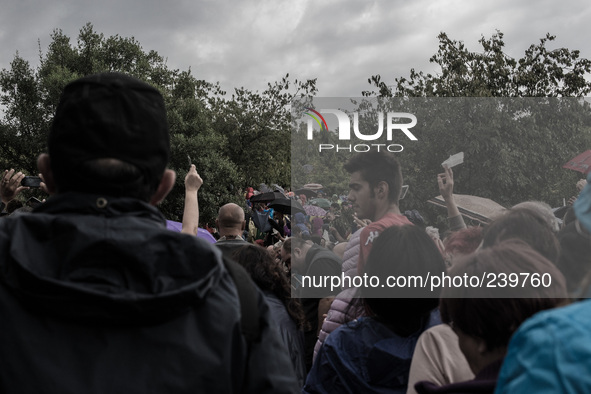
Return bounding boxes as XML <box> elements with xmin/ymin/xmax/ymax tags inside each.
<box><xmin>49</xmin><ymin>72</ymin><xmax>170</xmax><ymax>196</ymax></box>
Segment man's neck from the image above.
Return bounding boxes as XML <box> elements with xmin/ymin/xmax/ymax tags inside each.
<box><xmin>372</xmin><ymin>202</ymin><xmax>401</xmax><ymax>222</ymax></box>
<box><xmin>218</xmin><ymin>229</ymin><xmax>243</xmax><ymax>239</ymax></box>
<box><xmin>220</xmin><ymin>234</ymin><xmax>241</xmax><ymax>240</ymax></box>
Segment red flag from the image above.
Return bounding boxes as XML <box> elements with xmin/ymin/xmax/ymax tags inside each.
<box><xmin>563</xmin><ymin>150</ymin><xmax>591</xmax><ymax>175</ymax></box>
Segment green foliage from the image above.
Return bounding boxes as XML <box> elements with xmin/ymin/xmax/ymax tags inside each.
<box><xmin>364</xmin><ymin>31</ymin><xmax>591</xmax><ymax>98</ymax></box>
<box><xmin>291</xmin><ymin>121</ymin><xmax>350</xmax><ymax>196</ymax></box>
<box><xmin>0</xmin><ymin>23</ymin><xmax>317</xmax><ymax>225</ymax></box>
<box><xmin>0</xmin><ymin>55</ymin><xmax>48</xmax><ymax>173</ymax></box>
<box><xmin>362</xmin><ymin>31</ymin><xmax>591</xmax><ymax>230</ymax></box>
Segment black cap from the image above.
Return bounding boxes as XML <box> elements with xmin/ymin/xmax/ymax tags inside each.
<box><xmin>49</xmin><ymin>72</ymin><xmax>170</xmax><ymax>196</ymax></box>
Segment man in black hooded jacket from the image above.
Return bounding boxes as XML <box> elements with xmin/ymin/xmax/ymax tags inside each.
<box><xmin>0</xmin><ymin>73</ymin><xmax>299</xmax><ymax>393</ymax></box>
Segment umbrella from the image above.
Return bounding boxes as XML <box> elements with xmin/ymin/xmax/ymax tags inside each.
<box><xmin>268</xmin><ymin>199</ymin><xmax>305</xmax><ymax>215</ymax></box>
<box><xmin>166</xmin><ymin>220</ymin><xmax>217</xmax><ymax>243</ymax></box>
<box><xmin>250</xmin><ymin>210</ymin><xmax>273</xmax><ymax>232</ymax></box>
<box><xmin>303</xmin><ymin>183</ymin><xmax>324</xmax><ymax>191</ymax></box>
<box><xmin>271</xmin><ymin>184</ymin><xmax>286</xmax><ymax>194</ymax></box>
<box><xmin>250</xmin><ymin>190</ymin><xmax>287</xmax><ymax>203</ymax></box>
<box><xmin>563</xmin><ymin>150</ymin><xmax>591</xmax><ymax>175</ymax></box>
<box><xmin>294</xmin><ymin>188</ymin><xmax>318</xmax><ymax>199</ymax></box>
<box><xmin>309</xmin><ymin>198</ymin><xmax>331</xmax><ymax>209</ymax></box>
<box><xmin>304</xmin><ymin>204</ymin><xmax>327</xmax><ymax>217</ymax></box>
<box><xmin>427</xmin><ymin>194</ymin><xmax>506</xmax><ymax>224</ymax></box>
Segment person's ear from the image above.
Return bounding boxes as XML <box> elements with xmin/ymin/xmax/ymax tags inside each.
<box><xmin>240</xmin><ymin>220</ymin><xmax>246</xmax><ymax>231</ymax></box>
<box><xmin>37</xmin><ymin>154</ymin><xmax>57</xmax><ymax>195</ymax></box>
<box><xmin>375</xmin><ymin>181</ymin><xmax>389</xmax><ymax>200</ymax></box>
<box><xmin>150</xmin><ymin>169</ymin><xmax>176</xmax><ymax>206</ymax></box>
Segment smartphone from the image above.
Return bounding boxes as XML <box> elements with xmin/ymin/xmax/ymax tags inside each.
<box><xmin>21</xmin><ymin>176</ymin><xmax>42</xmax><ymax>188</ymax></box>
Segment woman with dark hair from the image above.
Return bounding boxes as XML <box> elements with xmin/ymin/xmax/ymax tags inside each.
<box><xmin>415</xmin><ymin>240</ymin><xmax>568</xmax><ymax>394</ymax></box>
<box><xmin>304</xmin><ymin>225</ymin><xmax>445</xmax><ymax>393</ymax></box>
<box><xmin>232</xmin><ymin>244</ymin><xmax>307</xmax><ymax>388</ymax></box>
<box><xmin>409</xmin><ymin>207</ymin><xmax>563</xmax><ymax>394</ymax></box>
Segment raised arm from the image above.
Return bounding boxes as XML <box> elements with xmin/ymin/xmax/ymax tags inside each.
<box><xmin>181</xmin><ymin>165</ymin><xmax>203</xmax><ymax>236</ymax></box>
<box><xmin>437</xmin><ymin>165</ymin><xmax>466</xmax><ymax>231</ymax></box>
<box><xmin>1</xmin><ymin>169</ymin><xmax>28</xmax><ymax>213</ymax></box>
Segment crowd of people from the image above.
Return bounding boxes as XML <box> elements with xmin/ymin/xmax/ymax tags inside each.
<box><xmin>0</xmin><ymin>72</ymin><xmax>590</xmax><ymax>393</ymax></box>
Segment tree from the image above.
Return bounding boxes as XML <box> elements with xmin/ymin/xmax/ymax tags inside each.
<box><xmin>364</xmin><ymin>31</ymin><xmax>591</xmax><ymax>98</ymax></box>
<box><xmin>0</xmin><ymin>23</ymin><xmax>317</xmax><ymax>224</ymax></box>
<box><xmin>291</xmin><ymin>119</ymin><xmax>350</xmax><ymax>196</ymax></box>
<box><xmin>362</xmin><ymin>31</ymin><xmax>591</xmax><ymax>229</ymax></box>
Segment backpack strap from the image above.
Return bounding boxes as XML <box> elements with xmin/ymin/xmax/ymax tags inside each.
<box><xmin>222</xmin><ymin>257</ymin><xmax>261</xmax><ymax>343</ymax></box>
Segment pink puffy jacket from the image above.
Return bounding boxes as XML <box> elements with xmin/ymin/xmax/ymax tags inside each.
<box><xmin>313</xmin><ymin>229</ymin><xmax>365</xmax><ymax>362</ymax></box>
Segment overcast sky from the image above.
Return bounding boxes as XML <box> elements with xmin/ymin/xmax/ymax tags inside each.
<box><xmin>1</xmin><ymin>0</ymin><xmax>590</xmax><ymax>97</ymax></box>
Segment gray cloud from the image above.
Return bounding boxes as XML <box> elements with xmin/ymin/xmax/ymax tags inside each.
<box><xmin>1</xmin><ymin>0</ymin><xmax>590</xmax><ymax>98</ymax></box>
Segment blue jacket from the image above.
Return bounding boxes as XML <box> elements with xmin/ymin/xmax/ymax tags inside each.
<box><xmin>264</xmin><ymin>292</ymin><xmax>306</xmax><ymax>388</ymax></box>
<box><xmin>304</xmin><ymin>311</ymin><xmax>441</xmax><ymax>394</ymax></box>
<box><xmin>495</xmin><ymin>299</ymin><xmax>591</xmax><ymax>393</ymax></box>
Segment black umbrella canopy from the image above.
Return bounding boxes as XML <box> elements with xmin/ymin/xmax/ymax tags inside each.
<box><xmin>268</xmin><ymin>199</ymin><xmax>305</xmax><ymax>215</ymax></box>
<box><xmin>250</xmin><ymin>191</ymin><xmax>287</xmax><ymax>203</ymax></box>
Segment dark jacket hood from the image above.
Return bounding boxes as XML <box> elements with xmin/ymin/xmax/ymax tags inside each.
<box><xmin>0</xmin><ymin>193</ymin><xmax>222</xmax><ymax>326</ymax></box>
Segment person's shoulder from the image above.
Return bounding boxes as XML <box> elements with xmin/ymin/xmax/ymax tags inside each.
<box><xmin>326</xmin><ymin>317</ymin><xmax>395</xmax><ymax>353</ymax></box>
<box><xmin>414</xmin><ymin>323</ymin><xmax>461</xmax><ymax>365</ymax></box>
<box><xmin>420</xmin><ymin>323</ymin><xmax>455</xmax><ymax>343</ymax></box>
<box><xmin>263</xmin><ymin>292</ymin><xmax>297</xmax><ymax>328</ymax></box>
<box><xmin>361</xmin><ymin>213</ymin><xmax>409</xmax><ymax>234</ymax></box>
<box><xmin>215</xmin><ymin>238</ymin><xmax>248</xmax><ymax>251</ymax></box>
<box><xmin>362</xmin><ymin>220</ymin><xmax>383</xmax><ymax>233</ymax></box>
<box><xmin>342</xmin><ymin>316</ymin><xmax>373</xmax><ymax>333</ymax></box>
<box><xmin>359</xmin><ymin>224</ymin><xmax>379</xmax><ymax>244</ymax></box>
<box><xmin>359</xmin><ymin>223</ymin><xmax>384</xmax><ymax>249</ymax></box>
<box><xmin>379</xmin><ymin>212</ymin><xmax>412</xmax><ymax>227</ymax></box>
<box><xmin>496</xmin><ymin>301</ymin><xmax>591</xmax><ymax>393</ymax></box>
<box><xmin>216</xmin><ymin>238</ymin><xmax>247</xmax><ymax>244</ymax></box>
<box><xmin>324</xmin><ymin>317</ymin><xmax>362</xmax><ymax>347</ymax></box>
<box><xmin>262</xmin><ymin>291</ymin><xmax>283</xmax><ymax>309</ymax></box>
<box><xmin>504</xmin><ymin>301</ymin><xmax>591</xmax><ymax>368</ymax></box>
<box><xmin>520</xmin><ymin>299</ymin><xmax>591</xmax><ymax>333</ymax></box>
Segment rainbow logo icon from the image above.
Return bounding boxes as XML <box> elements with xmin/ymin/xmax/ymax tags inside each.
<box><xmin>305</xmin><ymin>107</ymin><xmax>329</xmax><ymax>131</ymax></box>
